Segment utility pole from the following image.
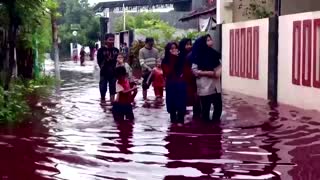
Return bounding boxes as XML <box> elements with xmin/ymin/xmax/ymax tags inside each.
<box><xmin>267</xmin><ymin>0</ymin><xmax>281</xmax><ymax>103</ymax></box>
<box><xmin>123</xmin><ymin>3</ymin><xmax>126</xmax><ymax>31</ymax></box>
<box><xmin>275</xmin><ymin>0</ymin><xmax>282</xmax><ymax>16</ymax></box>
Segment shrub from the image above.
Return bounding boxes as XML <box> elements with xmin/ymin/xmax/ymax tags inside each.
<box><xmin>0</xmin><ymin>75</ymin><xmax>56</xmax><ymax>123</ymax></box>
<box><xmin>0</xmin><ymin>85</ymin><xmax>29</xmax><ymax>122</ymax></box>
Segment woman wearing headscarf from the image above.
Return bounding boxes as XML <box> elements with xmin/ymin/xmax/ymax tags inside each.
<box><xmin>162</xmin><ymin>42</ymin><xmax>187</xmax><ymax>124</ymax></box>
<box><xmin>178</xmin><ymin>38</ymin><xmax>201</xmax><ymax>118</ymax></box>
<box><xmin>192</xmin><ymin>34</ymin><xmax>222</xmax><ymax>122</ymax></box>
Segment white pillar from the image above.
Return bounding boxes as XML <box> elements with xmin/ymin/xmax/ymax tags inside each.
<box><xmin>217</xmin><ymin>0</ymin><xmax>222</xmax><ymax>24</ymax></box>
<box><xmin>123</xmin><ymin>3</ymin><xmax>126</xmax><ymax>31</ymax></box>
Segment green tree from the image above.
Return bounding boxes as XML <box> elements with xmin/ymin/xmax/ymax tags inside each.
<box><xmin>115</xmin><ymin>12</ymin><xmax>160</xmax><ymax>31</ymax></box>
<box><xmin>115</xmin><ymin>12</ymin><xmax>176</xmax><ymax>43</ymax></box>
<box><xmin>58</xmin><ymin>0</ymin><xmax>100</xmax><ymax>56</ymax></box>
<box><xmin>0</xmin><ymin>0</ymin><xmax>46</xmax><ymax>89</ymax></box>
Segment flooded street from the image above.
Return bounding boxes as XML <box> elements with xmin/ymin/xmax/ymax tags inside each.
<box><xmin>0</xmin><ymin>61</ymin><xmax>319</xmax><ymax>180</ymax></box>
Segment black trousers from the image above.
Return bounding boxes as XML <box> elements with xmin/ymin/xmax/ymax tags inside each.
<box><xmin>199</xmin><ymin>93</ymin><xmax>222</xmax><ymax>122</ymax></box>
<box><xmin>112</xmin><ymin>103</ymin><xmax>134</xmax><ymax>121</ymax></box>
<box><xmin>99</xmin><ymin>76</ymin><xmax>116</xmax><ymax>99</ymax></box>
<box><xmin>170</xmin><ymin>111</ymin><xmax>185</xmax><ymax>124</ymax></box>
<box><xmin>193</xmin><ymin>97</ymin><xmax>201</xmax><ymax>118</ymax></box>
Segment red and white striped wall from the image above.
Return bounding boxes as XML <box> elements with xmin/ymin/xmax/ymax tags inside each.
<box><xmin>278</xmin><ymin>11</ymin><xmax>320</xmax><ymax>111</ymax></box>
<box><xmin>222</xmin><ymin>18</ymin><xmax>269</xmax><ymax>99</ymax></box>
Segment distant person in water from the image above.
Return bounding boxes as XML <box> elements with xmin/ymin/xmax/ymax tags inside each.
<box><xmin>116</xmin><ymin>53</ymin><xmax>137</xmax><ymax>102</ymax></box>
<box><xmin>139</xmin><ymin>37</ymin><xmax>160</xmax><ymax>101</ymax></box>
<box><xmin>113</xmin><ymin>66</ymin><xmax>137</xmax><ymax>121</ymax></box>
<box><xmin>73</xmin><ymin>49</ymin><xmax>78</xmax><ymax>63</ymax></box>
<box><xmin>93</xmin><ymin>44</ymin><xmax>99</xmax><ymax>70</ymax></box>
<box><xmin>147</xmin><ymin>59</ymin><xmax>165</xmax><ymax>102</ymax></box>
<box><xmin>97</xmin><ymin>33</ymin><xmax>119</xmax><ymax>103</ymax></box>
<box><xmin>121</xmin><ymin>42</ymin><xmax>129</xmax><ymax>58</ymax></box>
<box><xmin>80</xmin><ymin>47</ymin><xmax>86</xmax><ymax>66</ymax></box>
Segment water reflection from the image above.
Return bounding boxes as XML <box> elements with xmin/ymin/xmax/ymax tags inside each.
<box><xmin>0</xmin><ymin>104</ymin><xmax>58</xmax><ymax>179</ymax></box>
<box><xmin>116</xmin><ymin>121</ymin><xmax>134</xmax><ymax>154</ymax></box>
<box><xmin>164</xmin><ymin>123</ymin><xmax>222</xmax><ymax>179</ymax></box>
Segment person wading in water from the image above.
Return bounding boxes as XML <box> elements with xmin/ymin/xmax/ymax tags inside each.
<box><xmin>139</xmin><ymin>37</ymin><xmax>160</xmax><ymax>101</ymax></box>
<box><xmin>178</xmin><ymin>38</ymin><xmax>201</xmax><ymax>119</ymax></box>
<box><xmin>80</xmin><ymin>47</ymin><xmax>86</xmax><ymax>66</ymax></box>
<box><xmin>192</xmin><ymin>35</ymin><xmax>223</xmax><ymax>122</ymax></box>
<box><xmin>162</xmin><ymin>42</ymin><xmax>187</xmax><ymax>125</ymax></box>
<box><xmin>97</xmin><ymin>33</ymin><xmax>119</xmax><ymax>103</ymax></box>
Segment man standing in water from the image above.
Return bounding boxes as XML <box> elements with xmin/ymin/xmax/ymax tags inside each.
<box><xmin>139</xmin><ymin>37</ymin><xmax>159</xmax><ymax>101</ymax></box>
<box><xmin>98</xmin><ymin>33</ymin><xmax>119</xmax><ymax>103</ymax></box>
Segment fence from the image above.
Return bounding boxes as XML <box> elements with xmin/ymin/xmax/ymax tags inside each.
<box><xmin>278</xmin><ymin>11</ymin><xmax>320</xmax><ymax>110</ymax></box>
<box><xmin>222</xmin><ymin>11</ymin><xmax>320</xmax><ymax>111</ymax></box>
<box><xmin>222</xmin><ymin>18</ymin><xmax>269</xmax><ymax>99</ymax></box>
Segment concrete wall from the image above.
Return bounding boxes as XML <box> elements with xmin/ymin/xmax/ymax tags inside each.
<box><xmin>192</xmin><ymin>0</ymin><xmax>208</xmax><ymax>9</ymax></box>
<box><xmin>232</xmin><ymin>0</ymin><xmax>275</xmax><ymax>22</ymax></box>
<box><xmin>281</xmin><ymin>0</ymin><xmax>320</xmax><ymax>15</ymax></box>
<box><xmin>217</xmin><ymin>0</ymin><xmax>233</xmax><ymax>24</ymax></box>
<box><xmin>278</xmin><ymin>11</ymin><xmax>320</xmax><ymax>111</ymax></box>
<box><xmin>231</xmin><ymin>0</ymin><xmax>320</xmax><ymax>22</ymax></box>
<box><xmin>222</xmin><ymin>18</ymin><xmax>269</xmax><ymax>99</ymax></box>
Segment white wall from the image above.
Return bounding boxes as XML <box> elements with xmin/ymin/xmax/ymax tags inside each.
<box><xmin>278</xmin><ymin>11</ymin><xmax>320</xmax><ymax>111</ymax></box>
<box><xmin>217</xmin><ymin>0</ymin><xmax>233</xmax><ymax>24</ymax></box>
<box><xmin>222</xmin><ymin>18</ymin><xmax>269</xmax><ymax>99</ymax></box>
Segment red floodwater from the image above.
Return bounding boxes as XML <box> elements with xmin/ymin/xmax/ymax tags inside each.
<box><xmin>0</xmin><ymin>61</ymin><xmax>319</xmax><ymax>180</ymax></box>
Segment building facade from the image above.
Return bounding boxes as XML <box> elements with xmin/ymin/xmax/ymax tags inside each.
<box><xmin>229</xmin><ymin>0</ymin><xmax>320</xmax><ymax>22</ymax></box>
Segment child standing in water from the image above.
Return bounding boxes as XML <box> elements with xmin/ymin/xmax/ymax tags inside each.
<box><xmin>148</xmin><ymin>59</ymin><xmax>165</xmax><ymax>101</ymax></box>
<box><xmin>113</xmin><ymin>66</ymin><xmax>137</xmax><ymax>121</ymax></box>
<box><xmin>116</xmin><ymin>53</ymin><xmax>137</xmax><ymax>102</ymax></box>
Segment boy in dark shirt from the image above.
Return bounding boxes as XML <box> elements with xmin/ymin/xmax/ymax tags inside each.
<box><xmin>112</xmin><ymin>66</ymin><xmax>137</xmax><ymax>121</ymax></box>
<box><xmin>97</xmin><ymin>33</ymin><xmax>119</xmax><ymax>103</ymax></box>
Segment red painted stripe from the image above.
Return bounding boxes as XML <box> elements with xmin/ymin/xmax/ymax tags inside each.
<box><xmin>313</xmin><ymin>19</ymin><xmax>320</xmax><ymax>88</ymax></box>
<box><xmin>253</xmin><ymin>26</ymin><xmax>259</xmax><ymax>80</ymax></box>
<box><xmin>302</xmin><ymin>20</ymin><xmax>312</xmax><ymax>87</ymax></box>
<box><xmin>292</xmin><ymin>21</ymin><xmax>301</xmax><ymax>85</ymax></box>
<box><xmin>240</xmin><ymin>28</ymin><xmax>246</xmax><ymax>77</ymax></box>
<box><xmin>230</xmin><ymin>29</ymin><xmax>235</xmax><ymax>76</ymax></box>
<box><xmin>246</xmin><ymin>27</ymin><xmax>253</xmax><ymax>79</ymax></box>
<box><xmin>235</xmin><ymin>29</ymin><xmax>240</xmax><ymax>77</ymax></box>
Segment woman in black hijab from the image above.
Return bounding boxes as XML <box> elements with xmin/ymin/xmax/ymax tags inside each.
<box><xmin>178</xmin><ymin>38</ymin><xmax>201</xmax><ymax>119</ymax></box>
<box><xmin>192</xmin><ymin>34</ymin><xmax>222</xmax><ymax>122</ymax></box>
<box><xmin>162</xmin><ymin>42</ymin><xmax>187</xmax><ymax>124</ymax></box>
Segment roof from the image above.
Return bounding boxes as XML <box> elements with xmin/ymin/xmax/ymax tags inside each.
<box><xmin>94</xmin><ymin>0</ymin><xmax>192</xmax><ymax>12</ymax></box>
<box><xmin>179</xmin><ymin>6</ymin><xmax>216</xmax><ymax>22</ymax></box>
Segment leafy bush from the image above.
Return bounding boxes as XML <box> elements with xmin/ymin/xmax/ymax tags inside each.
<box><xmin>0</xmin><ymin>85</ymin><xmax>29</xmax><ymax>122</ymax></box>
<box><xmin>0</xmin><ymin>75</ymin><xmax>56</xmax><ymax>123</ymax></box>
